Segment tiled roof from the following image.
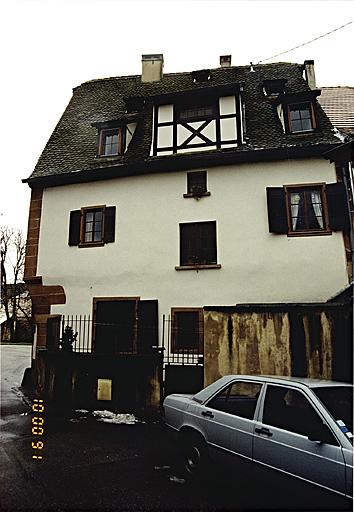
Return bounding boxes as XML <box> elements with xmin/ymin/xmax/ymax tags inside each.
<box><xmin>318</xmin><ymin>87</ymin><xmax>354</xmax><ymax>136</ymax></box>
<box><xmin>26</xmin><ymin>62</ymin><xmax>339</xmax><ymax>184</ymax></box>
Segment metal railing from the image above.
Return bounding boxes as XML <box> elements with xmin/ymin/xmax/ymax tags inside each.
<box><xmin>162</xmin><ymin>314</ymin><xmax>203</xmax><ymax>366</ymax></box>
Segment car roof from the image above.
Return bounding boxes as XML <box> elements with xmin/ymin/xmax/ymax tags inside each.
<box><xmin>193</xmin><ymin>375</ymin><xmax>352</xmax><ymax>403</ymax></box>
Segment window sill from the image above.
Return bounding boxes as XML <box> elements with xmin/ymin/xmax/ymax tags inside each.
<box><xmin>96</xmin><ymin>154</ymin><xmax>124</xmax><ymax>160</ymax></box>
<box><xmin>78</xmin><ymin>242</ymin><xmax>105</xmax><ymax>248</ymax></box>
<box><xmin>183</xmin><ymin>192</ymin><xmax>211</xmax><ymax>199</ymax></box>
<box><xmin>175</xmin><ymin>264</ymin><xmax>221</xmax><ymax>271</ymax></box>
<box><xmin>287</xmin><ymin>229</ymin><xmax>332</xmax><ymax>237</ymax></box>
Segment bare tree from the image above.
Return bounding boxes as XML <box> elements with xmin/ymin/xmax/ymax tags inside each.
<box><xmin>1</xmin><ymin>226</ymin><xmax>32</xmax><ymax>341</ymax></box>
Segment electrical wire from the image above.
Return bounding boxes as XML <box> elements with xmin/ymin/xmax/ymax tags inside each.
<box><xmin>257</xmin><ymin>21</ymin><xmax>353</xmax><ymax>64</ymax></box>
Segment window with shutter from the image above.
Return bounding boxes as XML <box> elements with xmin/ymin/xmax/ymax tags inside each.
<box><xmin>179</xmin><ymin>221</ymin><xmax>218</xmax><ymax>267</ymax></box>
<box><xmin>267</xmin><ymin>183</ymin><xmax>348</xmax><ymax>236</ymax></box>
<box><xmin>284</xmin><ymin>185</ymin><xmax>329</xmax><ymax>235</ymax></box>
<box><xmin>68</xmin><ymin>206</ymin><xmax>116</xmax><ymax>247</ymax></box>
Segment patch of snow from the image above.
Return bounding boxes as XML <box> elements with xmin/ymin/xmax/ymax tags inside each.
<box><xmin>332</xmin><ymin>128</ymin><xmax>347</xmax><ymax>142</ymax></box>
<box><xmin>92</xmin><ymin>410</ymin><xmax>139</xmax><ymax>424</ymax></box>
<box><xmin>154</xmin><ymin>465</ymin><xmax>171</xmax><ymax>471</ymax></box>
<box><xmin>169</xmin><ymin>475</ymin><xmax>186</xmax><ymax>484</ymax></box>
<box><xmin>75</xmin><ymin>409</ymin><xmax>89</xmax><ymax>414</ymax></box>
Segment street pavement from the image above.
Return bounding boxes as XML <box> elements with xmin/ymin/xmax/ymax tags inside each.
<box><xmin>0</xmin><ymin>345</ymin><xmax>351</xmax><ymax>512</ymax></box>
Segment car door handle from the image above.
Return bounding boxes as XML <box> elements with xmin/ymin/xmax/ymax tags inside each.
<box><xmin>201</xmin><ymin>410</ymin><xmax>214</xmax><ymax>418</ymax></box>
<box><xmin>255</xmin><ymin>427</ymin><xmax>273</xmax><ymax>437</ymax></box>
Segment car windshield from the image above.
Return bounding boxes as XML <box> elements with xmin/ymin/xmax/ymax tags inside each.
<box><xmin>314</xmin><ymin>386</ymin><xmax>353</xmax><ymax>438</ymax></box>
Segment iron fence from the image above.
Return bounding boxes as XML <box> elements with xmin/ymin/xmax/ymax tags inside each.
<box><xmin>59</xmin><ymin>315</ymin><xmax>161</xmax><ymax>355</ymax></box>
<box><xmin>55</xmin><ymin>314</ymin><xmax>203</xmax><ymax>364</ymax></box>
<box><xmin>162</xmin><ymin>314</ymin><xmax>204</xmax><ymax>366</ymax></box>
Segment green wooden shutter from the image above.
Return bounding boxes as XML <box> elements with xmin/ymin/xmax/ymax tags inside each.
<box><xmin>266</xmin><ymin>187</ymin><xmax>288</xmax><ymax>234</ymax></box>
<box><xmin>104</xmin><ymin>206</ymin><xmax>116</xmax><ymax>243</ymax></box>
<box><xmin>68</xmin><ymin>210</ymin><xmax>81</xmax><ymax>246</ymax></box>
<box><xmin>326</xmin><ymin>183</ymin><xmax>349</xmax><ymax>232</ymax></box>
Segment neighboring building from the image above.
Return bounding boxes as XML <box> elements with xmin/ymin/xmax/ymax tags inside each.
<box><xmin>0</xmin><ymin>283</ymin><xmax>33</xmax><ymax>342</ymax></box>
<box><xmin>23</xmin><ymin>56</ymin><xmax>352</xmax><ymax>408</ymax></box>
<box><xmin>318</xmin><ymin>86</ymin><xmax>354</xmax><ymax>138</ymax></box>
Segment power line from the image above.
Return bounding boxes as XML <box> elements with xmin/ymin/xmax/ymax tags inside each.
<box><xmin>257</xmin><ymin>21</ymin><xmax>353</xmax><ymax>64</ymax></box>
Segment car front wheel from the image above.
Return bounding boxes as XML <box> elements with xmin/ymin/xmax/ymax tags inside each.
<box><xmin>181</xmin><ymin>433</ymin><xmax>208</xmax><ymax>478</ymax></box>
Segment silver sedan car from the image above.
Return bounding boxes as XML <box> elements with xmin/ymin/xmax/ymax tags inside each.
<box><xmin>163</xmin><ymin>375</ymin><xmax>353</xmax><ymax>500</ymax></box>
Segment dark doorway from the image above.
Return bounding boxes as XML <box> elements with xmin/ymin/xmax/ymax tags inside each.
<box><xmin>94</xmin><ymin>299</ymin><xmax>138</xmax><ymax>353</ymax></box>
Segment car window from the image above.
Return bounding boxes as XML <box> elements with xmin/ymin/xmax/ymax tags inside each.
<box><xmin>262</xmin><ymin>385</ymin><xmax>337</xmax><ymax>444</ymax></box>
<box><xmin>314</xmin><ymin>386</ymin><xmax>353</xmax><ymax>434</ymax></box>
<box><xmin>207</xmin><ymin>381</ymin><xmax>262</xmax><ymax>420</ymax></box>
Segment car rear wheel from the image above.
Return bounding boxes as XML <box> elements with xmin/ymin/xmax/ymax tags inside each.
<box><xmin>181</xmin><ymin>433</ymin><xmax>208</xmax><ymax>478</ymax></box>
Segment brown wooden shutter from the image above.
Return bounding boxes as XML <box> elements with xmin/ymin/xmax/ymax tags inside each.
<box><xmin>68</xmin><ymin>210</ymin><xmax>81</xmax><ymax>246</ymax></box>
<box><xmin>326</xmin><ymin>182</ymin><xmax>349</xmax><ymax>232</ymax></box>
<box><xmin>104</xmin><ymin>206</ymin><xmax>116</xmax><ymax>243</ymax></box>
<box><xmin>266</xmin><ymin>187</ymin><xmax>288</xmax><ymax>234</ymax></box>
<box><xmin>138</xmin><ymin>300</ymin><xmax>158</xmax><ymax>354</ymax></box>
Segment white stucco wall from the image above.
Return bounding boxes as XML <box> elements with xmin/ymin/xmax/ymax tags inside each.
<box><xmin>37</xmin><ymin>157</ymin><xmax>348</xmax><ymax>319</ymax></box>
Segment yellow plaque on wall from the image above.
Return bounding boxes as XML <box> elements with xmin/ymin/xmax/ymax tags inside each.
<box><xmin>97</xmin><ymin>378</ymin><xmax>112</xmax><ymax>401</ymax></box>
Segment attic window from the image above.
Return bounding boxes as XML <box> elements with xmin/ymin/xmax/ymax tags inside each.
<box><xmin>124</xmin><ymin>96</ymin><xmax>145</xmax><ymax>113</ymax></box>
<box><xmin>288</xmin><ymin>102</ymin><xmax>315</xmax><ymax>133</ymax></box>
<box><xmin>99</xmin><ymin>127</ymin><xmax>126</xmax><ymax>157</ymax></box>
<box><xmin>263</xmin><ymin>79</ymin><xmax>287</xmax><ymax>97</ymax></box>
<box><xmin>177</xmin><ymin>103</ymin><xmax>216</xmax><ymax>122</ymax></box>
<box><xmin>192</xmin><ymin>69</ymin><xmax>211</xmax><ymax>83</ymax></box>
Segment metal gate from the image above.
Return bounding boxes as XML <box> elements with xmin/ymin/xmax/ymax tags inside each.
<box><xmin>162</xmin><ymin>313</ymin><xmax>204</xmax><ymax>396</ymax></box>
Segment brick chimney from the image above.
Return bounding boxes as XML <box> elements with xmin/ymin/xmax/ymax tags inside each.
<box><xmin>141</xmin><ymin>54</ymin><xmax>164</xmax><ymax>83</ymax></box>
<box><xmin>304</xmin><ymin>60</ymin><xmax>316</xmax><ymax>90</ymax></box>
<box><xmin>220</xmin><ymin>55</ymin><xmax>232</xmax><ymax>68</ymax></box>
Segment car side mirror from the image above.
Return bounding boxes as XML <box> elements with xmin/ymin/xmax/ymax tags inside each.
<box><xmin>308</xmin><ymin>422</ymin><xmax>333</xmax><ymax>444</ymax></box>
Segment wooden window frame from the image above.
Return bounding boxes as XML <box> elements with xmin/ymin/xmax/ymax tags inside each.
<box><xmin>80</xmin><ymin>206</ymin><xmax>106</xmax><ymax>247</ymax></box>
<box><xmin>177</xmin><ymin>221</ymin><xmax>219</xmax><ymax>270</ymax></box>
<box><xmin>176</xmin><ymin>103</ymin><xmax>217</xmax><ymax>123</ymax></box>
<box><xmin>286</xmin><ymin>101</ymin><xmax>316</xmax><ymax>134</ymax></box>
<box><xmin>98</xmin><ymin>127</ymin><xmax>126</xmax><ymax>157</ymax></box>
<box><xmin>184</xmin><ymin>170</ymin><xmax>210</xmax><ymax>198</ymax></box>
<box><xmin>171</xmin><ymin>307</ymin><xmax>204</xmax><ymax>353</ymax></box>
<box><xmin>284</xmin><ymin>184</ymin><xmax>331</xmax><ymax>237</ymax></box>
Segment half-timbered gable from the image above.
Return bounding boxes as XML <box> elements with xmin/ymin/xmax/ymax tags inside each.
<box><xmin>151</xmin><ymin>85</ymin><xmax>245</xmax><ymax>156</ymax></box>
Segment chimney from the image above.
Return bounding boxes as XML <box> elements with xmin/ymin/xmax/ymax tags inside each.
<box><xmin>220</xmin><ymin>55</ymin><xmax>232</xmax><ymax>68</ymax></box>
<box><xmin>304</xmin><ymin>60</ymin><xmax>316</xmax><ymax>90</ymax></box>
<box><xmin>141</xmin><ymin>54</ymin><xmax>164</xmax><ymax>83</ymax></box>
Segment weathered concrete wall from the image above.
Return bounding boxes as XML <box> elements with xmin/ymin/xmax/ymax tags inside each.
<box><xmin>204</xmin><ymin>307</ymin><xmax>347</xmax><ymax>386</ymax></box>
<box><xmin>303</xmin><ymin>312</ymin><xmax>332</xmax><ymax>379</ymax></box>
<box><xmin>204</xmin><ymin>311</ymin><xmax>291</xmax><ymax>386</ymax></box>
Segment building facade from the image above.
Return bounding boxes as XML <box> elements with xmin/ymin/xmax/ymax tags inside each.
<box><xmin>23</xmin><ymin>56</ymin><xmax>352</xmax><ymax>406</ymax></box>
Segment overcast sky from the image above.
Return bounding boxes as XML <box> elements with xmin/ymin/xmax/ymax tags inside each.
<box><xmin>1</xmin><ymin>0</ymin><xmax>353</xmax><ymax>235</ymax></box>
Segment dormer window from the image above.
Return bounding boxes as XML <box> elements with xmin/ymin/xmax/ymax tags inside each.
<box><xmin>263</xmin><ymin>79</ymin><xmax>287</xmax><ymax>98</ymax></box>
<box><xmin>276</xmin><ymin>91</ymin><xmax>320</xmax><ymax>135</ymax></box>
<box><xmin>94</xmin><ymin>120</ymin><xmax>137</xmax><ymax>158</ymax></box>
<box><xmin>192</xmin><ymin>69</ymin><xmax>211</xmax><ymax>83</ymax></box>
<box><xmin>288</xmin><ymin>102</ymin><xmax>315</xmax><ymax>133</ymax></box>
<box><xmin>99</xmin><ymin>127</ymin><xmax>126</xmax><ymax>157</ymax></box>
<box><xmin>151</xmin><ymin>85</ymin><xmax>245</xmax><ymax>156</ymax></box>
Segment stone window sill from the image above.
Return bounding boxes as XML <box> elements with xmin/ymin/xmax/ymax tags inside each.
<box><xmin>183</xmin><ymin>192</ymin><xmax>211</xmax><ymax>199</ymax></box>
<box><xmin>175</xmin><ymin>264</ymin><xmax>221</xmax><ymax>271</ymax></box>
